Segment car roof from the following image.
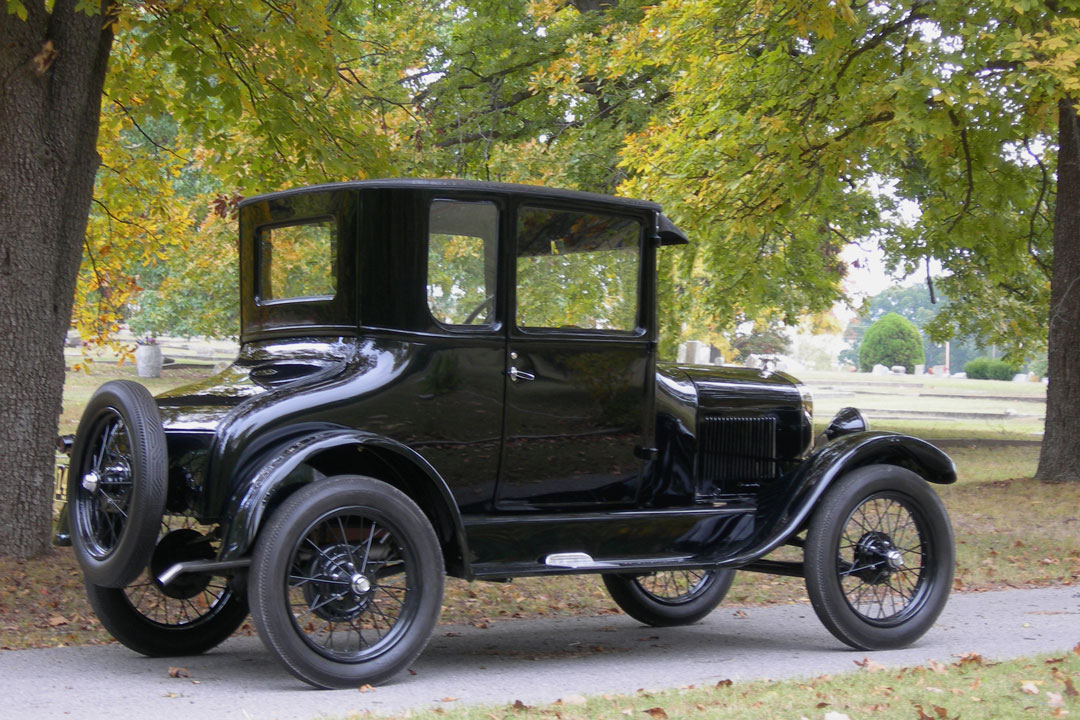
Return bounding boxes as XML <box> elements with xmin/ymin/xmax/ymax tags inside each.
<box><xmin>238</xmin><ymin>178</ymin><xmax>663</xmax><ymax>212</ymax></box>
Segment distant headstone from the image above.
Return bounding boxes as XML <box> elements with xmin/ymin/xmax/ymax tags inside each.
<box><xmin>930</xmin><ymin>365</ymin><xmax>948</xmax><ymax>375</ymax></box>
<box><xmin>953</xmin><ymin>372</ymin><xmax>968</xmax><ymax>379</ymax></box>
<box><xmin>915</xmin><ymin>364</ymin><xmax>925</xmax><ymax>375</ymax></box>
<box><xmin>676</xmin><ymin>342</ymin><xmax>690</xmax><ymax>363</ymax></box>
<box><xmin>693</xmin><ymin>342</ymin><xmax>712</xmax><ymax>365</ymax></box>
<box><xmin>684</xmin><ymin>340</ymin><xmax>703</xmax><ymax>364</ymax></box>
<box><xmin>891</xmin><ymin>365</ymin><xmax>906</xmax><ymax>374</ymax></box>
<box><xmin>872</xmin><ymin>364</ymin><xmax>891</xmax><ymax>375</ymax></box>
<box><xmin>135</xmin><ymin>343</ymin><xmax>163</xmax><ymax>378</ymax></box>
<box><xmin>1013</xmin><ymin>373</ymin><xmax>1029</xmax><ymax>383</ymax></box>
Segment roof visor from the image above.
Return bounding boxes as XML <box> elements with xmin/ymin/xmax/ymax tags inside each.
<box><xmin>658</xmin><ymin>214</ymin><xmax>689</xmax><ymax>245</ymax></box>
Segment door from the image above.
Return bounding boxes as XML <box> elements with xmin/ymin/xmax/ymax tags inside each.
<box><xmin>496</xmin><ymin>204</ymin><xmax>653</xmax><ymax>509</ymax></box>
<box><xmin>411</xmin><ymin>197</ymin><xmax>506</xmax><ymax>513</ymax></box>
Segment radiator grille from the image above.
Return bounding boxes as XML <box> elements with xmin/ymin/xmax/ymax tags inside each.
<box><xmin>698</xmin><ymin>415</ymin><xmax>777</xmax><ymax>490</ymax></box>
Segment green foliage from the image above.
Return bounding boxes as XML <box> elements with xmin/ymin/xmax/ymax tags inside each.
<box><xmin>1028</xmin><ymin>353</ymin><xmax>1049</xmax><ymax>377</ymax></box>
<box><xmin>75</xmin><ymin>0</ymin><xmax>1079</xmax><ymax>357</ymax></box>
<box><xmin>859</xmin><ymin>313</ymin><xmax>925</xmax><ymax>373</ymax></box>
<box><xmin>5</xmin><ymin>0</ymin><xmax>26</xmax><ymax>21</ymax></box>
<box><xmin>965</xmin><ymin>357</ymin><xmax>1020</xmax><ymax>381</ymax></box>
<box><xmin>846</xmin><ymin>284</ymin><xmax>982</xmax><ymax>370</ymax></box>
<box><xmin>729</xmin><ymin>320</ymin><xmax>791</xmax><ymax>363</ymax></box>
<box><xmin>602</xmin><ymin>0</ymin><xmax>1078</xmax><ymax>363</ymax></box>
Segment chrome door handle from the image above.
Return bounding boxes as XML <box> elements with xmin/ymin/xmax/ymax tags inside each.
<box><xmin>508</xmin><ymin>366</ymin><xmax>535</xmax><ymax>382</ymax></box>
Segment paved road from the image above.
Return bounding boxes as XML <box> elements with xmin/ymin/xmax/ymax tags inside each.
<box><xmin>4</xmin><ymin>586</ymin><xmax>1078</xmax><ymax>719</ymax></box>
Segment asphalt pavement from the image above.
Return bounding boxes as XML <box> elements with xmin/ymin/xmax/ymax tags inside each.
<box><xmin>3</xmin><ymin>585</ymin><xmax>1078</xmax><ymax>719</ymax></box>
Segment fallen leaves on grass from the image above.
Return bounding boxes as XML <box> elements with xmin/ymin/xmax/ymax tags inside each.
<box><xmin>643</xmin><ymin>707</ymin><xmax>668</xmax><ymax>719</ymax></box>
<box><xmin>927</xmin><ymin>659</ymin><xmax>949</xmax><ymax>674</ymax></box>
<box><xmin>854</xmin><ymin>658</ymin><xmax>887</xmax><ymax>672</ymax></box>
<box><xmin>953</xmin><ymin>652</ymin><xmax>984</xmax><ymax>667</ymax></box>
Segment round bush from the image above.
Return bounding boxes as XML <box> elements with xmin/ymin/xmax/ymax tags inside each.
<box><xmin>858</xmin><ymin>313</ymin><xmax>925</xmax><ymax>373</ymax></box>
<box><xmin>964</xmin><ymin>357</ymin><xmax>1018</xmax><ymax>381</ymax></box>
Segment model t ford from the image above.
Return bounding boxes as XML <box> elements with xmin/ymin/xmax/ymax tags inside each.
<box><xmin>59</xmin><ymin>179</ymin><xmax>955</xmax><ymax>688</ymax></box>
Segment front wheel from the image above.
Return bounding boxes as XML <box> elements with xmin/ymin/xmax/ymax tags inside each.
<box><xmin>603</xmin><ymin>568</ymin><xmax>735</xmax><ymax>626</ymax></box>
<box><xmin>804</xmin><ymin>464</ymin><xmax>954</xmax><ymax>650</ymax></box>
<box><xmin>249</xmin><ymin>476</ymin><xmax>445</xmax><ymax>689</ymax></box>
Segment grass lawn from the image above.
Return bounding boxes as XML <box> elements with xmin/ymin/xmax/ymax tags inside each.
<box><xmin>2</xmin><ymin>363</ymin><xmax>1076</xmax><ymax>652</ymax></box>
<box><xmin>350</xmin><ymin>650</ymin><xmax>1080</xmax><ymax>720</ymax></box>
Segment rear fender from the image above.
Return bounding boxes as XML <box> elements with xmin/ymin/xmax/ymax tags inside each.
<box><xmin>218</xmin><ymin>429</ymin><xmax>470</xmax><ymax>575</ymax></box>
<box><xmin>725</xmin><ymin>431</ymin><xmax>955</xmax><ymax>565</ymax></box>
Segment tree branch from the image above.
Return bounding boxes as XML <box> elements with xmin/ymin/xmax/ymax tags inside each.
<box><xmin>1023</xmin><ymin>137</ymin><xmax>1052</xmax><ymax>277</ymax></box>
<box><xmin>945</xmin><ymin>108</ymin><xmax>974</xmax><ymax>233</ymax></box>
<box><xmin>833</xmin><ymin>0</ymin><xmax>932</xmax><ymax>85</ymax></box>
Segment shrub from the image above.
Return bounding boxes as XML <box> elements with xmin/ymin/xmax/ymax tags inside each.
<box><xmin>964</xmin><ymin>356</ymin><xmax>1019</xmax><ymax>381</ymax></box>
<box><xmin>858</xmin><ymin>313</ymin><xmax>925</xmax><ymax>373</ymax></box>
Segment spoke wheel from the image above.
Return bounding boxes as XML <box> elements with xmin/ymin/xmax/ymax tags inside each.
<box><xmin>69</xmin><ymin>380</ymin><xmax>167</xmax><ymax>588</ymax></box>
<box><xmin>250</xmin><ymin>476</ymin><xmax>444</xmax><ymax>688</ymax></box>
<box><xmin>87</xmin><ymin>516</ymin><xmax>249</xmax><ymax>657</ymax></box>
<box><xmin>603</xmin><ymin>568</ymin><xmax>734</xmax><ymax>626</ymax></box>
<box><xmin>805</xmin><ymin>464</ymin><xmax>954</xmax><ymax>650</ymax></box>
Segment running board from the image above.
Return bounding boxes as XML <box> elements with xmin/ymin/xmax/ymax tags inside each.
<box><xmin>543</xmin><ymin>552</ymin><xmax>618</xmax><ymax>570</ymax></box>
<box><xmin>158</xmin><ymin>559</ymin><xmax>251</xmax><ymax>587</ymax></box>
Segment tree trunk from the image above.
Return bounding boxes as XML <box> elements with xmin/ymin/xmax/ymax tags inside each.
<box><xmin>1036</xmin><ymin>98</ymin><xmax>1080</xmax><ymax>484</ymax></box>
<box><xmin>0</xmin><ymin>1</ymin><xmax>114</xmax><ymax>557</ymax></box>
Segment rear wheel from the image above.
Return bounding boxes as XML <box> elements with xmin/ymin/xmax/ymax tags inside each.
<box><xmin>603</xmin><ymin>568</ymin><xmax>735</xmax><ymax>626</ymax></box>
<box><xmin>804</xmin><ymin>464</ymin><xmax>954</xmax><ymax>650</ymax></box>
<box><xmin>69</xmin><ymin>380</ymin><xmax>167</xmax><ymax>588</ymax></box>
<box><xmin>87</xmin><ymin>516</ymin><xmax>249</xmax><ymax>656</ymax></box>
<box><xmin>249</xmin><ymin>476</ymin><xmax>444</xmax><ymax>688</ymax></box>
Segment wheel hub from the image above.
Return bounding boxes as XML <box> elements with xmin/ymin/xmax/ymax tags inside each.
<box><xmin>853</xmin><ymin>531</ymin><xmax>902</xmax><ymax>585</ymax></box>
<box><xmin>150</xmin><ymin>528</ymin><xmax>216</xmax><ymax>600</ymax></box>
<box><xmin>81</xmin><ymin>471</ymin><xmax>100</xmax><ymax>494</ymax></box>
<box><xmin>350</xmin><ymin>573</ymin><xmax>372</xmax><ymax>595</ymax></box>
<box><xmin>303</xmin><ymin>543</ymin><xmax>374</xmax><ymax>622</ymax></box>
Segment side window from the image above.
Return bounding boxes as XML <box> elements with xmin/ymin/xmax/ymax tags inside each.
<box><xmin>427</xmin><ymin>200</ymin><xmax>499</xmax><ymax>327</ymax></box>
<box><xmin>257</xmin><ymin>219</ymin><xmax>337</xmax><ymax>303</ymax></box>
<box><xmin>516</xmin><ymin>206</ymin><xmax>641</xmax><ymax>332</ymax></box>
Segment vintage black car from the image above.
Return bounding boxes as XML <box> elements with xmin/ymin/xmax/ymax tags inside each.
<box><xmin>59</xmin><ymin>179</ymin><xmax>955</xmax><ymax>689</ymax></box>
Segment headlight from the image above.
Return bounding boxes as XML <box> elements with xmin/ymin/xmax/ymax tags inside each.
<box><xmin>825</xmin><ymin>407</ymin><xmax>870</xmax><ymax>440</ymax></box>
<box><xmin>796</xmin><ymin>382</ymin><xmax>814</xmax><ymax>420</ymax></box>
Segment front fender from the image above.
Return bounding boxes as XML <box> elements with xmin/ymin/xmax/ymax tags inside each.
<box><xmin>218</xmin><ymin>429</ymin><xmax>469</xmax><ymax>570</ymax></box>
<box><xmin>723</xmin><ymin>431</ymin><xmax>955</xmax><ymax>566</ymax></box>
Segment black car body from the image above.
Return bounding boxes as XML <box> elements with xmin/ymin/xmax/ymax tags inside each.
<box><xmin>61</xmin><ymin>180</ymin><xmax>956</xmax><ymax>688</ymax></box>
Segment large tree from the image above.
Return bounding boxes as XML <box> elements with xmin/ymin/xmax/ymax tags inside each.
<box><xmin>0</xmin><ymin>0</ymin><xmax>430</xmax><ymax>557</ymax></box>
<box><xmin>1</xmin><ymin>1</ymin><xmax>114</xmax><ymax>558</ymax></box>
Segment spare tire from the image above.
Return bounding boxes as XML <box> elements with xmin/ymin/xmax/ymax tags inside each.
<box><xmin>69</xmin><ymin>380</ymin><xmax>167</xmax><ymax>588</ymax></box>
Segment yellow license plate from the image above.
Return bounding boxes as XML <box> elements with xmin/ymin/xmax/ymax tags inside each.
<box><xmin>54</xmin><ymin>462</ymin><xmax>68</xmax><ymax>502</ymax></box>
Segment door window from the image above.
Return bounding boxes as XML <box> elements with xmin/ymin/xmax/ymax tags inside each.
<box><xmin>515</xmin><ymin>207</ymin><xmax>641</xmax><ymax>332</ymax></box>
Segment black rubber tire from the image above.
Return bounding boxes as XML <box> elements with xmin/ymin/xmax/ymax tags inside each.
<box><xmin>86</xmin><ymin>578</ymin><xmax>248</xmax><ymax>657</ymax></box>
<box><xmin>69</xmin><ymin>380</ymin><xmax>167</xmax><ymax>588</ymax></box>
<box><xmin>249</xmin><ymin>476</ymin><xmax>445</xmax><ymax>689</ymax></box>
<box><xmin>804</xmin><ymin>464</ymin><xmax>954</xmax><ymax>650</ymax></box>
<box><xmin>603</xmin><ymin>568</ymin><xmax>735</xmax><ymax>626</ymax></box>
